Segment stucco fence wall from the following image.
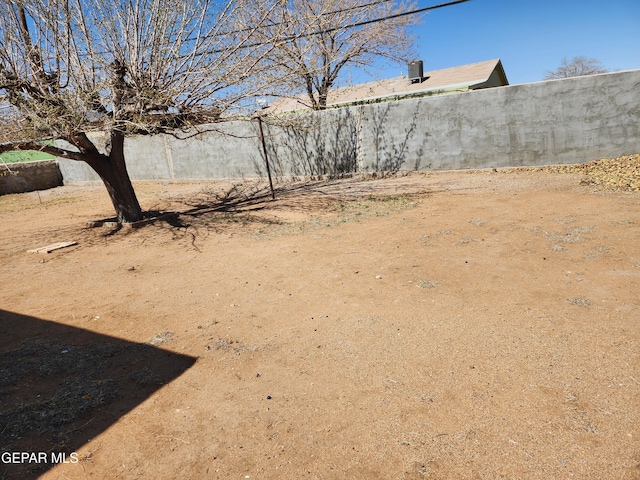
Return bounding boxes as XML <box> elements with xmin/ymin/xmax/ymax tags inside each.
<box><xmin>46</xmin><ymin>69</ymin><xmax>640</xmax><ymax>184</ymax></box>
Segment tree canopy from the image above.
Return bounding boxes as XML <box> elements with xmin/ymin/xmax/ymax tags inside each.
<box><xmin>245</xmin><ymin>0</ymin><xmax>421</xmax><ymax>110</ymax></box>
<box><xmin>543</xmin><ymin>56</ymin><xmax>608</xmax><ymax>80</ymax></box>
<box><xmin>1</xmin><ymin>0</ymin><xmax>468</xmax><ymax>222</ymax></box>
<box><xmin>0</xmin><ymin>0</ymin><xmax>286</xmax><ymax>221</ymax></box>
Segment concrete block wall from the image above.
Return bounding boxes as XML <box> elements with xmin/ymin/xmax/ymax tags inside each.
<box><xmin>56</xmin><ymin>69</ymin><xmax>640</xmax><ymax>183</ymax></box>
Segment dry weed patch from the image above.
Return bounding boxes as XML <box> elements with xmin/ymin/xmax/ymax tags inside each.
<box><xmin>538</xmin><ymin>154</ymin><xmax>640</xmax><ymax>191</ymax></box>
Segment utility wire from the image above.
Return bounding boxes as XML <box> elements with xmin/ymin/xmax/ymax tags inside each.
<box><xmin>301</xmin><ymin>0</ymin><xmax>470</xmax><ymax>37</ymax></box>
<box><xmin>5</xmin><ymin>1</ymin><xmax>471</xmax><ymax>65</ymax></box>
<box><xmin>28</xmin><ymin>0</ymin><xmax>398</xmax><ymax>60</ymax></box>
<box><xmin>211</xmin><ymin>0</ymin><xmax>394</xmax><ymax>39</ymax></box>
<box><xmin>203</xmin><ymin>0</ymin><xmax>471</xmax><ymax>55</ymax></box>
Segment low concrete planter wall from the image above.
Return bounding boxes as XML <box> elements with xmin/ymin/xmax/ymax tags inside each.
<box><xmin>0</xmin><ymin>160</ymin><xmax>63</xmax><ymax>195</ymax></box>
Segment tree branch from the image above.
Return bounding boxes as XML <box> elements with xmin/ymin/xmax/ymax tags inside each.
<box><xmin>0</xmin><ymin>140</ymin><xmax>87</xmax><ymax>161</ymax></box>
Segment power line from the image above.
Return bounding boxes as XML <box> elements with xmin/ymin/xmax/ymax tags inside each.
<box><xmin>212</xmin><ymin>0</ymin><xmax>394</xmax><ymax>39</ymax></box>
<box><xmin>5</xmin><ymin>1</ymin><xmax>471</xmax><ymax>66</ymax></box>
<box><xmin>205</xmin><ymin>0</ymin><xmax>472</xmax><ymax>55</ymax></box>
<box><xmin>24</xmin><ymin>0</ymin><xmax>400</xmax><ymax>60</ymax></box>
<box><xmin>300</xmin><ymin>0</ymin><xmax>471</xmax><ymax>38</ymax></box>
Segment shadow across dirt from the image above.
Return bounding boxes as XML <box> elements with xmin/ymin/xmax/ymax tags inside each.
<box><xmin>72</xmin><ymin>176</ymin><xmax>457</xmax><ymax>248</ymax></box>
<box><xmin>175</xmin><ymin>181</ymin><xmax>327</xmax><ymax>217</ymax></box>
<box><xmin>169</xmin><ymin>176</ymin><xmax>434</xmax><ymax>225</ymax></box>
<box><xmin>0</xmin><ymin>310</ymin><xmax>197</xmax><ymax>479</ymax></box>
<box><xmin>141</xmin><ymin>180</ymin><xmax>342</xmax><ymax>239</ymax></box>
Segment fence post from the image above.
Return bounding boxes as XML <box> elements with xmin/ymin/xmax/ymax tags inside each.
<box><xmin>256</xmin><ymin>115</ymin><xmax>275</xmax><ymax>200</ymax></box>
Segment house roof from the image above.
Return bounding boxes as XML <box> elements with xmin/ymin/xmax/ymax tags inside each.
<box><xmin>267</xmin><ymin>59</ymin><xmax>508</xmax><ymax>113</ymax></box>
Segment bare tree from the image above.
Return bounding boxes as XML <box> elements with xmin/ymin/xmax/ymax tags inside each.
<box><xmin>0</xmin><ymin>109</ymin><xmax>16</xmax><ymax>144</ymax></box>
<box><xmin>248</xmin><ymin>0</ymin><xmax>421</xmax><ymax>110</ymax></box>
<box><xmin>0</xmin><ymin>0</ymin><xmax>283</xmax><ymax>223</ymax></box>
<box><xmin>543</xmin><ymin>56</ymin><xmax>608</xmax><ymax>80</ymax></box>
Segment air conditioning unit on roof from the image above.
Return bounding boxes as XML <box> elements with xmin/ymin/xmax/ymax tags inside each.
<box><xmin>408</xmin><ymin>60</ymin><xmax>424</xmax><ymax>84</ymax></box>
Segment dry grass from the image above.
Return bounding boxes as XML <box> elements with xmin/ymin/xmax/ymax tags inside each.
<box><xmin>146</xmin><ymin>331</ymin><xmax>175</xmax><ymax>346</ymax></box>
<box><xmin>333</xmin><ymin>193</ymin><xmax>417</xmax><ymax>216</ymax></box>
<box><xmin>567</xmin><ymin>296</ymin><xmax>592</xmax><ymax>307</ymax></box>
<box><xmin>545</xmin><ymin>225</ymin><xmax>597</xmax><ymax>244</ymax></box>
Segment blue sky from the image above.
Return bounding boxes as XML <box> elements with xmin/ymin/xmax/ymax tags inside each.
<box><xmin>374</xmin><ymin>0</ymin><xmax>640</xmax><ymax>85</ymax></box>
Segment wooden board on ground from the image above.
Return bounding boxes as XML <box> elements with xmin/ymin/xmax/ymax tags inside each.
<box><xmin>27</xmin><ymin>241</ymin><xmax>77</xmax><ymax>254</ymax></box>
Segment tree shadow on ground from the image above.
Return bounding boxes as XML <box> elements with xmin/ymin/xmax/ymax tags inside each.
<box><xmin>0</xmin><ymin>310</ymin><xmax>196</xmax><ymax>479</ymax></box>
<box><xmin>170</xmin><ymin>175</ymin><xmax>432</xmax><ymax>220</ymax></box>
<box><xmin>155</xmin><ymin>180</ymin><xmax>344</xmax><ymax>233</ymax></box>
<box><xmin>144</xmin><ymin>176</ymin><xmax>443</xmax><ymax>248</ymax></box>
<box><xmin>71</xmin><ymin>175</ymin><xmax>466</xmax><ymax>248</ymax></box>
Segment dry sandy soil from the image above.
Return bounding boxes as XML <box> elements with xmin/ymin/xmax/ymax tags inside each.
<box><xmin>1</xmin><ymin>166</ymin><xmax>639</xmax><ymax>479</ymax></box>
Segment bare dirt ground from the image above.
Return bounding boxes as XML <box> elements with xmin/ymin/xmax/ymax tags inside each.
<box><xmin>1</xmin><ymin>164</ymin><xmax>639</xmax><ymax>479</ymax></box>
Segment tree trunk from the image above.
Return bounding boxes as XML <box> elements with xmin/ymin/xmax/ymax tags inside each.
<box><xmin>84</xmin><ymin>131</ymin><xmax>143</xmax><ymax>223</ymax></box>
<box><xmin>317</xmin><ymin>91</ymin><xmax>328</xmax><ymax>110</ymax></box>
